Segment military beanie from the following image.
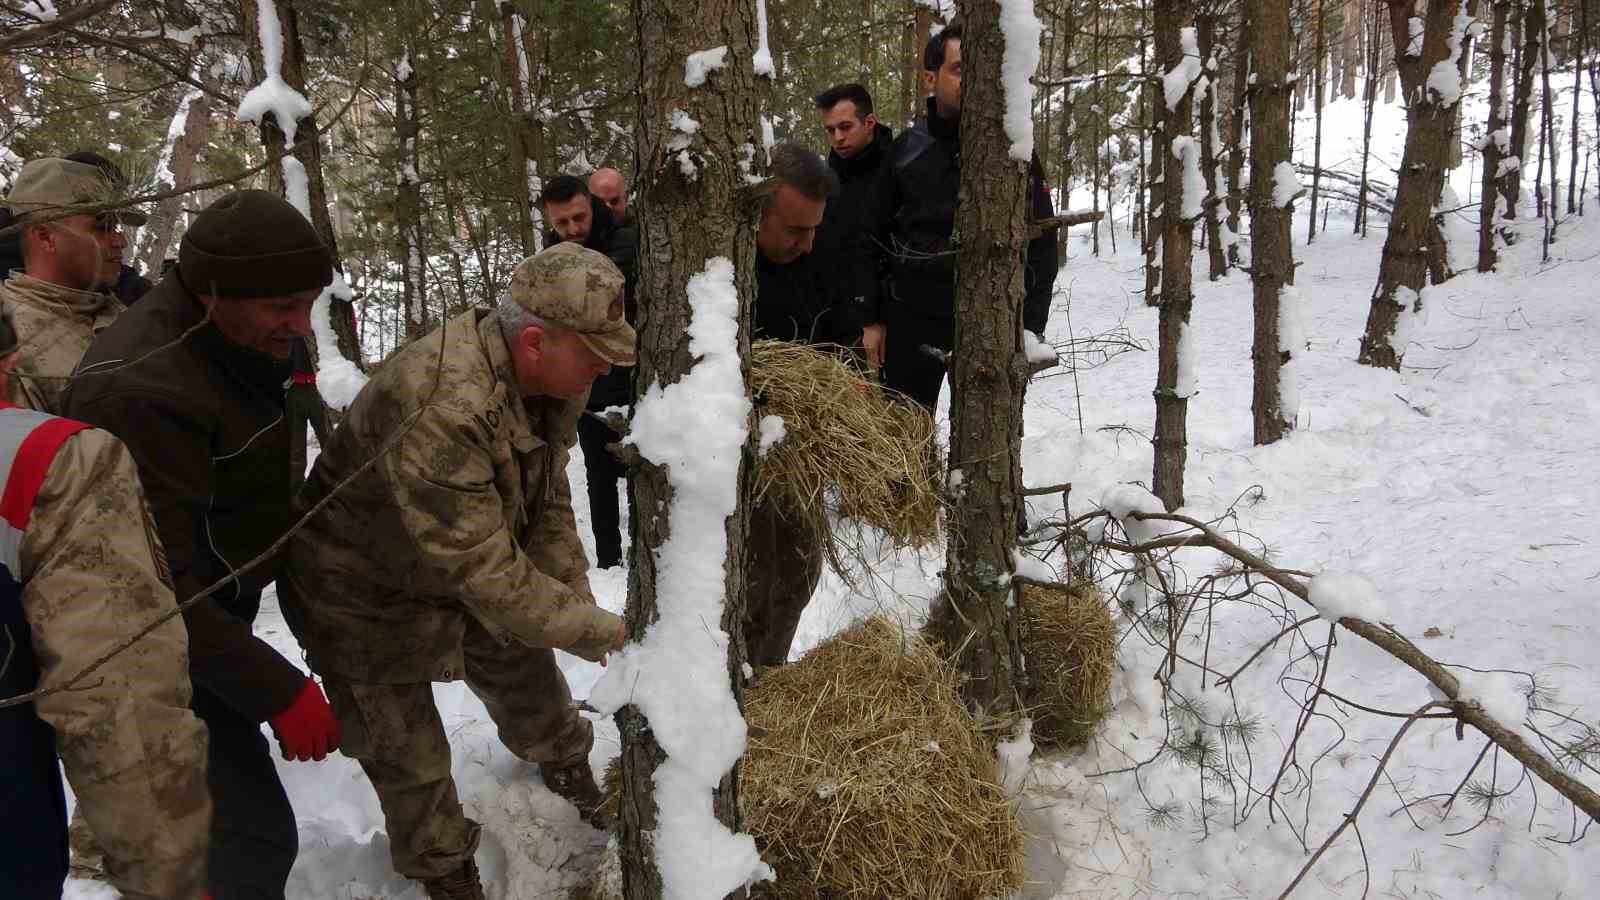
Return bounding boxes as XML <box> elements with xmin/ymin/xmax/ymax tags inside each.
<box><xmin>179</xmin><ymin>189</ymin><xmax>334</xmax><ymax>299</ymax></box>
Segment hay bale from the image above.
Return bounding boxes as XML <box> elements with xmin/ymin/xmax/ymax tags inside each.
<box><xmin>750</xmin><ymin>341</ymin><xmax>942</xmax><ymax>559</ymax></box>
<box><xmin>1019</xmin><ymin>583</ymin><xmax>1117</xmax><ymax>748</ymax></box>
<box><xmin>596</xmin><ymin>617</ymin><xmax>1024</xmax><ymax>899</ymax></box>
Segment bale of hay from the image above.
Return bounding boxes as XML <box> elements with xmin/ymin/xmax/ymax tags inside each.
<box><xmin>594</xmin><ymin>617</ymin><xmax>1024</xmax><ymax>899</ymax></box>
<box><xmin>1019</xmin><ymin>583</ymin><xmax>1117</xmax><ymax>748</ymax></box>
<box><xmin>750</xmin><ymin>341</ymin><xmax>942</xmax><ymax>563</ymax></box>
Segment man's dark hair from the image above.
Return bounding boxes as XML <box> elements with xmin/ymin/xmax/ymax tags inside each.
<box><xmin>923</xmin><ymin>19</ymin><xmax>963</xmax><ymax>73</ymax></box>
<box><xmin>536</xmin><ymin>174</ymin><xmax>589</xmax><ymax>209</ymax></box>
<box><xmin>64</xmin><ymin>149</ymin><xmax>129</xmax><ymax>186</ymax></box>
<box><xmin>814</xmin><ymin>83</ymin><xmax>874</xmax><ymax>118</ymax></box>
<box><xmin>764</xmin><ymin>142</ymin><xmax>839</xmax><ymax>208</ymax></box>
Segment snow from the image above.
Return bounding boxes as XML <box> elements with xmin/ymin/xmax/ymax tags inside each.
<box><xmin>1277</xmin><ymin>286</ymin><xmax>1304</xmax><ymax>424</ymax></box>
<box><xmin>236</xmin><ymin>0</ymin><xmax>313</xmax><ymax>144</ymax></box>
<box><xmin>997</xmin><ymin>0</ymin><xmax>1042</xmax><ymax>162</ymax></box>
<box><xmin>396</xmin><ymin>52</ymin><xmax>412</xmax><ymax>83</ymax></box>
<box><xmin>1022</xmin><ymin>329</ymin><xmax>1055</xmax><ymax>364</ymax></box>
<box><xmin>310</xmin><ymin>274</ymin><xmax>368</xmax><ymax>410</ymax></box>
<box><xmin>1425</xmin><ymin>2</ymin><xmax>1474</xmax><ymax>107</ymax></box>
<box><xmin>1407</xmin><ymin>16</ymin><xmax>1425</xmax><ymax>56</ymax></box>
<box><xmin>683</xmin><ymin>46</ymin><xmax>729</xmax><ymax>88</ymax></box>
<box><xmin>1454</xmin><ymin>669</ymin><xmax>1532</xmax><ymax>728</ymax></box>
<box><xmin>752</xmin><ymin>0</ymin><xmax>774</xmax><ymax>77</ymax></box>
<box><xmin>1161</xmin><ymin>27</ymin><xmax>1202</xmax><ymax>112</ymax></box>
<box><xmin>1173</xmin><ymin>316</ymin><xmax>1197</xmax><ymax>398</ymax></box>
<box><xmin>19</xmin><ymin>0</ymin><xmax>56</xmax><ymax>22</ymax></box>
<box><xmin>757</xmin><ymin>414</ymin><xmax>785</xmax><ymax>456</ymax></box>
<box><xmin>1307</xmin><ymin>571</ymin><xmax>1384</xmax><ymax>624</ymax></box>
<box><xmin>1011</xmin><ymin>549</ymin><xmax>1055</xmax><ymax>585</ymax></box>
<box><xmin>1390</xmin><ymin>284</ymin><xmax>1424</xmax><ymax>352</ymax></box>
<box><xmin>588</xmin><ymin>257</ymin><xmax>772</xmax><ymax>898</ymax></box>
<box><xmin>1170</xmin><ymin>135</ymin><xmax>1203</xmax><ymax>219</ymax></box>
<box><xmin>1272</xmin><ymin>160</ymin><xmax>1303</xmax><ymax>208</ymax></box>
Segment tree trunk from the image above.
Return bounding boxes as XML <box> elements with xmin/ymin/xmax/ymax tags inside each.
<box><xmin>1356</xmin><ymin>0</ymin><xmax>1382</xmax><ymax>236</ymax></box>
<box><xmin>395</xmin><ymin>51</ymin><xmax>428</xmax><ymax>342</ymax></box>
<box><xmin>905</xmin><ymin>4</ymin><xmax>935</xmax><ymax>125</ymax></box>
<box><xmin>494</xmin><ymin>1</ymin><xmax>537</xmax><ymax>256</ymax></box>
<box><xmin>1342</xmin><ymin>0</ymin><xmax>1362</xmax><ymax>97</ymax></box>
<box><xmin>1358</xmin><ymin>0</ymin><xmax>1469</xmax><ymax>371</ymax></box>
<box><xmin>1248</xmin><ymin>0</ymin><xmax>1294</xmax><ymax>445</ymax></box>
<box><xmin>136</xmin><ymin>74</ymin><xmax>213</xmax><ymax>276</ymax></box>
<box><xmin>1504</xmin><ymin>0</ymin><xmax>1542</xmax><ymax>225</ymax></box>
<box><xmin>1540</xmin><ymin>8</ymin><xmax>1558</xmax><ymax>256</ymax></box>
<box><xmin>1569</xmin><ymin>0</ymin><xmax>1584</xmax><ymax>215</ymax></box>
<box><xmin>1226</xmin><ymin>2</ymin><xmax>1250</xmax><ymax>265</ymax></box>
<box><xmin>927</xmin><ymin>0</ymin><xmax>1033</xmax><ymax>726</ymax></box>
<box><xmin>1198</xmin><ymin>16</ymin><xmax>1227</xmax><ymax>280</ymax></box>
<box><xmin>1308</xmin><ymin>0</ymin><xmax>1327</xmax><ymax>243</ymax></box>
<box><xmin>1479</xmin><ymin>0</ymin><xmax>1511</xmax><ymax>271</ymax></box>
<box><xmin>617</xmin><ymin>0</ymin><xmax>764</xmax><ymax>893</ymax></box>
<box><xmin>1151</xmin><ymin>0</ymin><xmax>1197</xmax><ymax>511</ymax></box>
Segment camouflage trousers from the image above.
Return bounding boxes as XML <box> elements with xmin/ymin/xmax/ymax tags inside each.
<box><xmin>743</xmin><ymin>495</ymin><xmax>825</xmax><ymax>668</ymax></box>
<box><xmin>323</xmin><ymin>618</ymin><xmax>592</xmax><ymax>880</ymax></box>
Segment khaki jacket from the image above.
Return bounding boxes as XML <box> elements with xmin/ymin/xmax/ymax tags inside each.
<box><xmin>22</xmin><ymin>425</ymin><xmax>210</xmax><ymax>898</ymax></box>
<box><xmin>283</xmin><ymin>309</ymin><xmax>618</xmax><ymax>684</ymax></box>
<box><xmin>1</xmin><ymin>271</ymin><xmax>123</xmax><ymax>414</ymax></box>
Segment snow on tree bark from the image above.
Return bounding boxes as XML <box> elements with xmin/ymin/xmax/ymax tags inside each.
<box><xmin>1248</xmin><ymin>0</ymin><xmax>1295</xmax><ymax>445</ymax></box>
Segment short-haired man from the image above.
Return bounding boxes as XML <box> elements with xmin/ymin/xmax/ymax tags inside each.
<box><xmin>0</xmin><ymin>306</ymin><xmax>211</xmax><ymax>900</ymax></box>
<box><xmin>279</xmin><ymin>243</ymin><xmax>630</xmax><ymax>900</ymax></box>
<box><xmin>539</xmin><ymin>174</ymin><xmax>638</xmax><ymax>570</ymax></box>
<box><xmin>872</xmin><ymin>20</ymin><xmax>1060</xmax><ymax>411</ymax></box>
<box><xmin>813</xmin><ymin>83</ymin><xmax>894</xmax><ymax>372</ymax></box>
<box><xmin>65</xmin><ymin>190</ymin><xmax>344</xmax><ymax>899</ymax></box>
<box><xmin>744</xmin><ymin>142</ymin><xmax>860</xmax><ymax>666</ymax></box>
<box><xmin>0</xmin><ymin>156</ymin><xmax>144</xmax><ymax>413</ymax></box>
<box><xmin>587</xmin><ymin>166</ymin><xmax>630</xmax><ymax>226</ymax></box>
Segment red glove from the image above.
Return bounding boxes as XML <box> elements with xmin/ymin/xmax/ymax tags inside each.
<box><xmin>268</xmin><ymin>677</ymin><xmax>341</xmax><ymax>762</ymax></box>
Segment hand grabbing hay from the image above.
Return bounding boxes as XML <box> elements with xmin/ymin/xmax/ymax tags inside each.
<box><xmin>749</xmin><ymin>341</ymin><xmax>943</xmax><ymax>564</ymax></box>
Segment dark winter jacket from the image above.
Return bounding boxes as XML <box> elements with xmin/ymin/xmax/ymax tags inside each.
<box><xmin>754</xmin><ymin>244</ymin><xmax>857</xmax><ymax>348</ymax></box>
<box><xmin>545</xmin><ymin>197</ymin><xmax>637</xmax><ymax>410</ymax></box>
<box><xmin>874</xmin><ymin>97</ymin><xmax>1058</xmax><ymax>336</ymax></box>
<box><xmin>62</xmin><ymin>274</ymin><xmax>316</xmax><ymax>722</ymax></box>
<box><xmin>819</xmin><ymin>122</ymin><xmax>895</xmax><ymax>333</ymax></box>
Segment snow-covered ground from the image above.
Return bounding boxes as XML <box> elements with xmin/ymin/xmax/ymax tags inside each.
<box><xmin>65</xmin><ymin>75</ymin><xmax>1600</xmax><ymax>900</ymax></box>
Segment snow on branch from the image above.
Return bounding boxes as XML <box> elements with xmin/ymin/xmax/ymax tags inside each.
<box><xmin>236</xmin><ymin>0</ymin><xmax>312</xmax><ymax>143</ymax></box>
<box><xmin>753</xmin><ymin>0</ymin><xmax>774</xmax><ymax>77</ymax></box>
<box><xmin>1424</xmin><ymin>2</ymin><xmax>1475</xmax><ymax>107</ymax></box>
<box><xmin>685</xmin><ymin>46</ymin><xmax>729</xmax><ymax>88</ymax></box>
<box><xmin>1162</xmin><ymin>26</ymin><xmax>1203</xmax><ymax>112</ymax></box>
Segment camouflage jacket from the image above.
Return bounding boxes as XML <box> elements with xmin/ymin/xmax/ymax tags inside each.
<box><xmin>0</xmin><ymin>271</ymin><xmax>123</xmax><ymax>414</ymax></box>
<box><xmin>19</xmin><ymin>423</ymin><xmax>211</xmax><ymax>898</ymax></box>
<box><xmin>282</xmin><ymin>309</ymin><xmax>619</xmax><ymax>684</ymax></box>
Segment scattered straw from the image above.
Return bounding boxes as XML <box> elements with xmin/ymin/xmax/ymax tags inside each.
<box><xmin>750</xmin><ymin>341</ymin><xmax>942</xmax><ymax>571</ymax></box>
<box><xmin>596</xmin><ymin>617</ymin><xmax>1024</xmax><ymax>899</ymax></box>
<box><xmin>1019</xmin><ymin>583</ymin><xmax>1117</xmax><ymax>747</ymax></box>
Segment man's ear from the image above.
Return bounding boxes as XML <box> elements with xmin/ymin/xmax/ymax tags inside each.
<box><xmin>864</xmin><ymin>113</ymin><xmax>878</xmax><ymax>130</ymax></box>
<box><xmin>519</xmin><ymin>323</ymin><xmax>546</xmax><ymax>360</ymax></box>
<box><xmin>921</xmin><ymin>71</ymin><xmax>935</xmax><ymax>93</ymax></box>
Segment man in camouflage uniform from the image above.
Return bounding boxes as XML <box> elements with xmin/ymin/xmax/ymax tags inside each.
<box><xmin>0</xmin><ymin>307</ymin><xmax>212</xmax><ymax>899</ymax></box>
<box><xmin>0</xmin><ymin>156</ymin><xmax>144</xmax><ymax>413</ymax></box>
<box><xmin>280</xmin><ymin>242</ymin><xmax>631</xmax><ymax>900</ymax></box>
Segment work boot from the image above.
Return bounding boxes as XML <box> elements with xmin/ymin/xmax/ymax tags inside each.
<box><xmin>544</xmin><ymin>760</ymin><xmax>611</xmax><ymax>830</ymax></box>
<box><xmin>421</xmin><ymin>857</ymin><xmax>484</xmax><ymax>900</ymax></box>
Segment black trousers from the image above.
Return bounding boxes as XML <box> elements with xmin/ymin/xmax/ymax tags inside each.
<box><xmin>882</xmin><ymin>311</ymin><xmax>955</xmax><ymax>413</ymax></box>
<box><xmin>576</xmin><ymin>413</ymin><xmax>627</xmax><ymax>568</ymax></box>
<box><xmin>743</xmin><ymin>497</ymin><xmax>825</xmax><ymax>667</ymax></box>
<box><xmin>194</xmin><ymin>689</ymin><xmax>298</xmax><ymax>900</ymax></box>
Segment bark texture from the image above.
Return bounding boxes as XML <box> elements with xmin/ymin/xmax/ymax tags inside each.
<box><xmin>1478</xmin><ymin>1</ymin><xmax>1511</xmax><ymax>272</ymax></box>
<box><xmin>1357</xmin><ymin>0</ymin><xmax>1469</xmax><ymax>371</ymax></box>
<box><xmin>618</xmin><ymin>0</ymin><xmax>764</xmax><ymax>894</ymax></box>
<box><xmin>137</xmin><ymin>75</ymin><xmax>213</xmax><ymax>275</ymax></box>
<box><xmin>1150</xmin><ymin>0</ymin><xmax>1197</xmax><ymax>511</ymax></box>
<box><xmin>1248</xmin><ymin>0</ymin><xmax>1294</xmax><ymax>445</ymax></box>
<box><xmin>927</xmin><ymin>0</ymin><xmax>1031</xmax><ymax>724</ymax></box>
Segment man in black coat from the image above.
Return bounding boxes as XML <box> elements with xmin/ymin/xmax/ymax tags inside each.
<box><xmin>872</xmin><ymin>20</ymin><xmax>1059</xmax><ymax>411</ymax></box>
<box><xmin>539</xmin><ymin>175</ymin><xmax>637</xmax><ymax>569</ymax></box>
<box><xmin>814</xmin><ymin>83</ymin><xmax>893</xmax><ymax>372</ymax></box>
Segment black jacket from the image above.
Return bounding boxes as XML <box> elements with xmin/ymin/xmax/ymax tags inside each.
<box><xmin>62</xmin><ymin>275</ymin><xmax>317</xmax><ymax>721</ymax></box>
<box><xmin>819</xmin><ymin>122</ymin><xmax>894</xmax><ymax>331</ymax></box>
<box><xmin>754</xmin><ymin>245</ymin><xmax>856</xmax><ymax>348</ymax></box>
<box><xmin>874</xmin><ymin>98</ymin><xmax>1058</xmax><ymax>335</ymax></box>
<box><xmin>546</xmin><ymin>198</ymin><xmax>637</xmax><ymax>410</ymax></box>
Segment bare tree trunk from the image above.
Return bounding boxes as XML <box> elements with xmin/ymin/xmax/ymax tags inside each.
<box><xmin>1569</xmin><ymin>0</ymin><xmax>1584</xmax><ymax>214</ymax></box>
<box><xmin>1540</xmin><ymin>7</ymin><xmax>1559</xmax><ymax>256</ymax></box>
<box><xmin>926</xmin><ymin>0</ymin><xmax>1036</xmax><ymax>726</ymax></box>
<box><xmin>1151</xmin><ymin>0</ymin><xmax>1198</xmax><ymax>511</ymax></box>
<box><xmin>492</xmin><ymin>1</ymin><xmax>536</xmax><ymax>256</ymax></box>
<box><xmin>905</xmin><ymin>4</ymin><xmax>935</xmax><ymax>125</ymax></box>
<box><xmin>395</xmin><ymin>50</ymin><xmax>428</xmax><ymax>342</ymax></box>
<box><xmin>1479</xmin><ymin>0</ymin><xmax>1511</xmax><ymax>271</ymax></box>
<box><xmin>1342</xmin><ymin>0</ymin><xmax>1362</xmax><ymax>97</ymax></box>
<box><xmin>1308</xmin><ymin>0</ymin><xmax>1326</xmax><ymax>243</ymax></box>
<box><xmin>1504</xmin><ymin>0</ymin><xmax>1543</xmax><ymax>225</ymax></box>
<box><xmin>1140</xmin><ymin>23</ymin><xmax>1155</xmax><ymax>303</ymax></box>
<box><xmin>861</xmin><ymin>0</ymin><xmax>873</xmax><ymax>78</ymax></box>
<box><xmin>1249</xmin><ymin>0</ymin><xmax>1294</xmax><ymax>445</ymax></box>
<box><xmin>1358</xmin><ymin>0</ymin><xmax>1469</xmax><ymax>371</ymax></box>
<box><xmin>1226</xmin><ymin>1</ymin><xmax>1250</xmax><ymax>265</ymax></box>
<box><xmin>617</xmin><ymin>0</ymin><xmax>763</xmax><ymax>893</ymax></box>
<box><xmin>137</xmin><ymin>74</ymin><xmax>213</xmax><ymax>275</ymax></box>
<box><xmin>1198</xmin><ymin>15</ymin><xmax>1227</xmax><ymax>279</ymax></box>
<box><xmin>1356</xmin><ymin>0</ymin><xmax>1382</xmax><ymax>236</ymax></box>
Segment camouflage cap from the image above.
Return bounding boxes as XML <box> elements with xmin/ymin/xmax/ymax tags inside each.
<box><xmin>2</xmin><ymin>157</ymin><xmax>147</xmax><ymax>226</ymax></box>
<box><xmin>509</xmin><ymin>242</ymin><xmax>635</xmax><ymax>366</ymax></box>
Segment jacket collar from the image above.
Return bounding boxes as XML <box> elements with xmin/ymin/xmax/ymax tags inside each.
<box><xmin>2</xmin><ymin>270</ymin><xmax>123</xmax><ymax>327</ymax></box>
<box><xmin>925</xmin><ymin>96</ymin><xmax>959</xmax><ymax>141</ymax></box>
<box><xmin>827</xmin><ymin>122</ymin><xmax>895</xmax><ymax>178</ymax></box>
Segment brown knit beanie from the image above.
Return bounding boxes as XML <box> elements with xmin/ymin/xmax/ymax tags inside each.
<box><xmin>179</xmin><ymin>190</ymin><xmax>334</xmax><ymax>299</ymax></box>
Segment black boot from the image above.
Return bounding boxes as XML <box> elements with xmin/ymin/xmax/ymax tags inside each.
<box><xmin>543</xmin><ymin>761</ymin><xmax>611</xmax><ymax>830</ymax></box>
<box><xmin>421</xmin><ymin>857</ymin><xmax>484</xmax><ymax>900</ymax></box>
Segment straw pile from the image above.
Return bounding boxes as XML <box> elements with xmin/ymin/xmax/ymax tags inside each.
<box><xmin>591</xmin><ymin>617</ymin><xmax>1024</xmax><ymax>900</ymax></box>
<box><xmin>749</xmin><ymin>341</ymin><xmax>942</xmax><ymax>563</ymax></box>
<box><xmin>1018</xmin><ymin>583</ymin><xmax>1117</xmax><ymax>748</ymax></box>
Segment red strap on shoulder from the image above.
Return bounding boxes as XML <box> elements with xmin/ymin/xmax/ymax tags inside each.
<box><xmin>0</xmin><ymin>417</ymin><xmax>91</xmax><ymax>530</ymax></box>
<box><xmin>291</xmin><ymin>371</ymin><xmax>317</xmax><ymax>385</ymax></box>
